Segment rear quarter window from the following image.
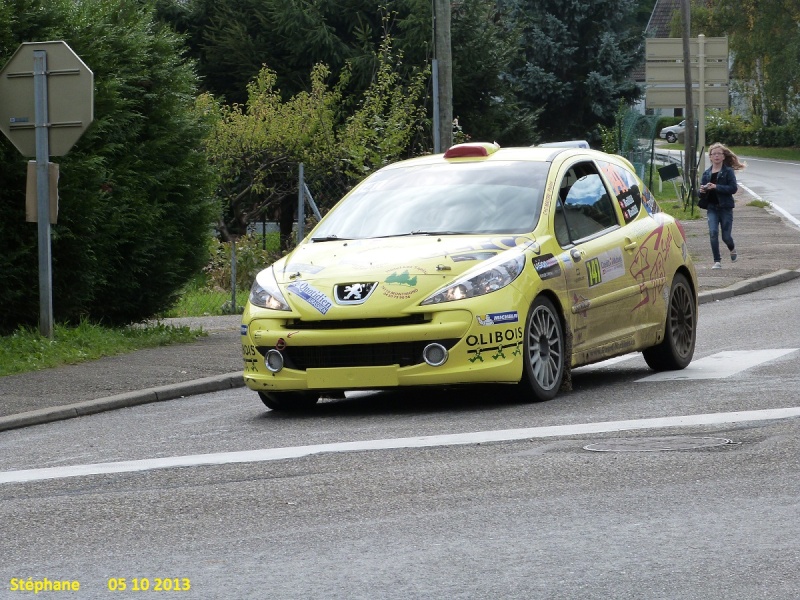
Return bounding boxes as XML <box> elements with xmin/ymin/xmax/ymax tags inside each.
<box><xmin>597</xmin><ymin>160</ymin><xmax>659</xmax><ymax>223</ymax></box>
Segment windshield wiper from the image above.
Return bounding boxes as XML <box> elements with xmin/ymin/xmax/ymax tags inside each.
<box><xmin>311</xmin><ymin>235</ymin><xmax>349</xmax><ymax>242</ymax></box>
<box><xmin>368</xmin><ymin>230</ymin><xmax>468</xmax><ymax>239</ymax></box>
<box><xmin>409</xmin><ymin>230</ymin><xmax>469</xmax><ymax>236</ymax></box>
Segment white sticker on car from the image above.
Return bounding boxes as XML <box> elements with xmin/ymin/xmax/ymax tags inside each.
<box><xmin>587</xmin><ymin>247</ymin><xmax>626</xmax><ymax>287</ymax></box>
<box><xmin>286</xmin><ymin>281</ymin><xmax>333</xmax><ymax>314</ymax></box>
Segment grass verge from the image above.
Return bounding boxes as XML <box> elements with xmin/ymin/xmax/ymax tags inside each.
<box><xmin>659</xmin><ymin>199</ymin><xmax>703</xmax><ymax>221</ymax></box>
<box><xmin>163</xmin><ymin>288</ymin><xmax>249</xmax><ymax>318</ymax></box>
<box><xmin>0</xmin><ymin>321</ymin><xmax>206</xmax><ymax>377</ymax></box>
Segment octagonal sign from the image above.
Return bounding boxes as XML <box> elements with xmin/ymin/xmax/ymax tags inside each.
<box><xmin>0</xmin><ymin>41</ymin><xmax>93</xmax><ymax>157</ymax></box>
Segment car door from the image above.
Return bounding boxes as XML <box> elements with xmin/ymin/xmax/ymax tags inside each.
<box><xmin>597</xmin><ymin>158</ymin><xmax>670</xmax><ymax>337</ymax></box>
<box><xmin>552</xmin><ymin>160</ymin><xmax>647</xmax><ymax>361</ymax></box>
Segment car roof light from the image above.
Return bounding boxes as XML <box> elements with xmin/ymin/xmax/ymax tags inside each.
<box><xmin>443</xmin><ymin>142</ymin><xmax>501</xmax><ymax>159</ymax></box>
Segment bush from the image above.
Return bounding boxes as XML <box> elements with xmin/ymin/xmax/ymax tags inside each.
<box><xmin>759</xmin><ymin>126</ymin><xmax>797</xmax><ymax>147</ymax></box>
<box><xmin>657</xmin><ymin>116</ymin><xmax>683</xmax><ymax>129</ymax></box>
<box><xmin>204</xmin><ymin>234</ymin><xmax>282</xmax><ymax>293</ymax></box>
<box><xmin>706</xmin><ymin>116</ymin><xmax>800</xmax><ymax>148</ymax></box>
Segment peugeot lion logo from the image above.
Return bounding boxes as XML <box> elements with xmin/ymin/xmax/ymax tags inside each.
<box><xmin>334</xmin><ymin>282</ymin><xmax>377</xmax><ymax>305</ymax></box>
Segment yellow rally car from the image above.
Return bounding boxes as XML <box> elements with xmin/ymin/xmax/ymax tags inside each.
<box><xmin>241</xmin><ymin>142</ymin><xmax>698</xmax><ymax>410</ymax></box>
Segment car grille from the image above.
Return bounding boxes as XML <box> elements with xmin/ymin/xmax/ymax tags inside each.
<box><xmin>256</xmin><ymin>339</ymin><xmax>460</xmax><ymax>370</ymax></box>
<box><xmin>288</xmin><ymin>314</ymin><xmax>429</xmax><ymax>330</ymax></box>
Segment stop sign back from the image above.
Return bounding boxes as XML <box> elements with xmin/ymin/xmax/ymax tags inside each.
<box><xmin>0</xmin><ymin>41</ymin><xmax>94</xmax><ymax>157</ymax></box>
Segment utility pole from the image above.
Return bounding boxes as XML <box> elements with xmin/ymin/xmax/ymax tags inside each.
<box><xmin>681</xmin><ymin>0</ymin><xmax>697</xmax><ymax>193</ymax></box>
<box><xmin>433</xmin><ymin>0</ymin><xmax>453</xmax><ymax>152</ymax></box>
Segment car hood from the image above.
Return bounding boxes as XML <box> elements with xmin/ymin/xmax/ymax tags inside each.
<box><xmin>269</xmin><ymin>235</ymin><xmax>533</xmax><ymax>314</ymax></box>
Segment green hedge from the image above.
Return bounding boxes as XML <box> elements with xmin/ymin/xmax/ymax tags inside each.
<box><xmin>0</xmin><ymin>0</ymin><xmax>217</xmax><ymax>333</ymax></box>
<box><xmin>706</xmin><ymin>123</ymin><xmax>800</xmax><ymax>147</ymax></box>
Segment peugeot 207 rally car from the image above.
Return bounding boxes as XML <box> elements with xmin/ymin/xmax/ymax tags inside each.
<box><xmin>241</xmin><ymin>142</ymin><xmax>698</xmax><ymax>411</ymax></box>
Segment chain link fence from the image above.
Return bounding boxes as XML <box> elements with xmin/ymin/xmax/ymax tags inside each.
<box><xmin>163</xmin><ymin>164</ymin><xmax>356</xmax><ymax>318</ymax></box>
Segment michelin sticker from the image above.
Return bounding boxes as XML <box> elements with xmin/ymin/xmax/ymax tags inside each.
<box><xmin>477</xmin><ymin>311</ymin><xmax>519</xmax><ymax>326</ymax></box>
<box><xmin>287</xmin><ymin>281</ymin><xmax>333</xmax><ymax>314</ymax></box>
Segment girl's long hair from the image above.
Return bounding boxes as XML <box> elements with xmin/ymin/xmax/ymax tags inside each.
<box><xmin>710</xmin><ymin>142</ymin><xmax>746</xmax><ymax>170</ymax></box>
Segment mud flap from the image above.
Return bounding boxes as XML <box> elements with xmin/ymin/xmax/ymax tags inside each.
<box><xmin>559</xmin><ymin>324</ymin><xmax>573</xmax><ymax>392</ymax></box>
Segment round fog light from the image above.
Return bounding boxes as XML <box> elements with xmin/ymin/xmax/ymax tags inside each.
<box><xmin>265</xmin><ymin>349</ymin><xmax>285</xmax><ymax>373</ymax></box>
<box><xmin>423</xmin><ymin>343</ymin><xmax>448</xmax><ymax>367</ymax></box>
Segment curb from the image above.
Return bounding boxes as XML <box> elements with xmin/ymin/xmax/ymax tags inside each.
<box><xmin>0</xmin><ymin>372</ymin><xmax>245</xmax><ymax>433</ymax></box>
<box><xmin>698</xmin><ymin>269</ymin><xmax>800</xmax><ymax>304</ymax></box>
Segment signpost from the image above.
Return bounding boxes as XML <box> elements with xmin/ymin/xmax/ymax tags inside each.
<box><xmin>645</xmin><ymin>35</ymin><xmax>729</xmax><ymax>174</ymax></box>
<box><xmin>645</xmin><ymin>36</ymin><xmax>729</xmax><ymax>109</ymax></box>
<box><xmin>0</xmin><ymin>41</ymin><xmax>94</xmax><ymax>338</ymax></box>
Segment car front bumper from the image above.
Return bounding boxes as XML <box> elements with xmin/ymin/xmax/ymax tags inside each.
<box><xmin>241</xmin><ymin>305</ymin><xmax>527</xmax><ymax>393</ymax></box>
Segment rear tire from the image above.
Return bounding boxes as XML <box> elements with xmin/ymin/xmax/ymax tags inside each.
<box><xmin>643</xmin><ymin>273</ymin><xmax>696</xmax><ymax>371</ymax></box>
<box><xmin>517</xmin><ymin>296</ymin><xmax>565</xmax><ymax>402</ymax></box>
<box><xmin>258</xmin><ymin>391</ymin><xmax>319</xmax><ymax>411</ymax></box>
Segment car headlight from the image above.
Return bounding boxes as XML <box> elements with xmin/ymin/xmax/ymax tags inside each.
<box><xmin>249</xmin><ymin>268</ymin><xmax>291</xmax><ymax>311</ymax></box>
<box><xmin>421</xmin><ymin>244</ymin><xmax>529</xmax><ymax>305</ymax></box>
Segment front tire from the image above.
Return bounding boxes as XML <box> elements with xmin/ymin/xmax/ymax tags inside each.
<box><xmin>258</xmin><ymin>391</ymin><xmax>319</xmax><ymax>411</ymax></box>
<box><xmin>518</xmin><ymin>296</ymin><xmax>565</xmax><ymax>402</ymax></box>
<box><xmin>642</xmin><ymin>273</ymin><xmax>696</xmax><ymax>371</ymax></box>
<box><xmin>666</xmin><ymin>132</ymin><xmax>678</xmax><ymax>143</ymax></box>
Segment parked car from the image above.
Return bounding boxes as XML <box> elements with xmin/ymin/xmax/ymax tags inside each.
<box><xmin>241</xmin><ymin>142</ymin><xmax>698</xmax><ymax>411</ymax></box>
<box><xmin>659</xmin><ymin>120</ymin><xmax>685</xmax><ymax>143</ymax></box>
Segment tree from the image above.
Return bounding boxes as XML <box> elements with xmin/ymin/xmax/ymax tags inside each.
<box><xmin>160</xmin><ymin>0</ymin><xmax>540</xmax><ymax>148</ymax></box>
<box><xmin>201</xmin><ymin>36</ymin><xmax>429</xmax><ymax>248</ymax></box>
<box><xmin>498</xmin><ymin>0</ymin><xmax>643</xmax><ymax>144</ymax></box>
<box><xmin>158</xmin><ymin>0</ymin><xmax>387</xmax><ymax>104</ymax></box>
<box><xmin>691</xmin><ymin>0</ymin><xmax>800</xmax><ymax>125</ymax></box>
<box><xmin>198</xmin><ymin>64</ymin><xmax>341</xmax><ymax>244</ymax></box>
<box><xmin>448</xmin><ymin>0</ymin><xmax>539</xmax><ymax>145</ymax></box>
<box><xmin>0</xmin><ymin>0</ymin><xmax>217</xmax><ymax>332</ymax></box>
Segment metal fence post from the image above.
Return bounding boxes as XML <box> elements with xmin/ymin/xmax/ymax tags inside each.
<box><xmin>230</xmin><ymin>238</ymin><xmax>237</xmax><ymax>314</ymax></box>
<box><xmin>298</xmin><ymin>163</ymin><xmax>306</xmax><ymax>245</ymax></box>
<box><xmin>303</xmin><ymin>182</ymin><xmax>322</xmax><ymax>220</ymax></box>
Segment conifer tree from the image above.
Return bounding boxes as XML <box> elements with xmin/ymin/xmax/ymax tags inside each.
<box><xmin>498</xmin><ymin>0</ymin><xmax>643</xmax><ymax>143</ymax></box>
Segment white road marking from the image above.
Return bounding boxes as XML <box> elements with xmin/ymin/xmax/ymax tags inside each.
<box><xmin>575</xmin><ymin>353</ymin><xmax>639</xmax><ymax>370</ymax></box>
<box><xmin>739</xmin><ymin>184</ymin><xmax>800</xmax><ymax>227</ymax></box>
<box><xmin>739</xmin><ymin>157</ymin><xmax>800</xmax><ymax>167</ymax></box>
<box><xmin>3</xmin><ymin>405</ymin><xmax>800</xmax><ymax>485</ymax></box>
<box><xmin>638</xmin><ymin>349</ymin><xmax>798</xmax><ymax>381</ymax></box>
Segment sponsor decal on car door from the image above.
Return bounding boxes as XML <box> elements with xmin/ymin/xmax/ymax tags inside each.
<box><xmin>554</xmin><ymin>161</ymin><xmax>644</xmax><ymax>352</ymax></box>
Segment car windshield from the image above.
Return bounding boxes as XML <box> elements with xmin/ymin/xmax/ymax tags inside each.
<box><xmin>312</xmin><ymin>160</ymin><xmax>549</xmax><ymax>240</ymax></box>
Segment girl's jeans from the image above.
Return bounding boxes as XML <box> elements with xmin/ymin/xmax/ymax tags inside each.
<box><xmin>707</xmin><ymin>205</ymin><xmax>734</xmax><ymax>262</ymax></box>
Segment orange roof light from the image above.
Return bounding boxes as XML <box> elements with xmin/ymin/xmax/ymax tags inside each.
<box><xmin>443</xmin><ymin>142</ymin><xmax>501</xmax><ymax>159</ymax></box>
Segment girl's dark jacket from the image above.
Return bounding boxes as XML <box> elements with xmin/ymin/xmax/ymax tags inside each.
<box><xmin>700</xmin><ymin>163</ymin><xmax>738</xmax><ymax>209</ymax></box>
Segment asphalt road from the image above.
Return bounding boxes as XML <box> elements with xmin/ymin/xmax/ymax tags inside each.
<box><xmin>2</xmin><ymin>277</ymin><xmax>800</xmax><ymax>599</ymax></box>
<box><xmin>737</xmin><ymin>155</ymin><xmax>800</xmax><ymax>222</ymax></box>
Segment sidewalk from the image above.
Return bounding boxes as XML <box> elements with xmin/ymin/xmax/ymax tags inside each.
<box><xmin>2</xmin><ymin>192</ymin><xmax>799</xmax><ymax>432</ymax></box>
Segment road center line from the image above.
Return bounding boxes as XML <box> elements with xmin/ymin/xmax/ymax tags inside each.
<box><xmin>3</xmin><ymin>406</ymin><xmax>800</xmax><ymax>485</ymax></box>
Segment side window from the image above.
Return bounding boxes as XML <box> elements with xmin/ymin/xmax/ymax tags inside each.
<box><xmin>598</xmin><ymin>159</ymin><xmax>646</xmax><ymax>223</ymax></box>
<box><xmin>555</xmin><ymin>162</ymin><xmax>618</xmax><ymax>246</ymax></box>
